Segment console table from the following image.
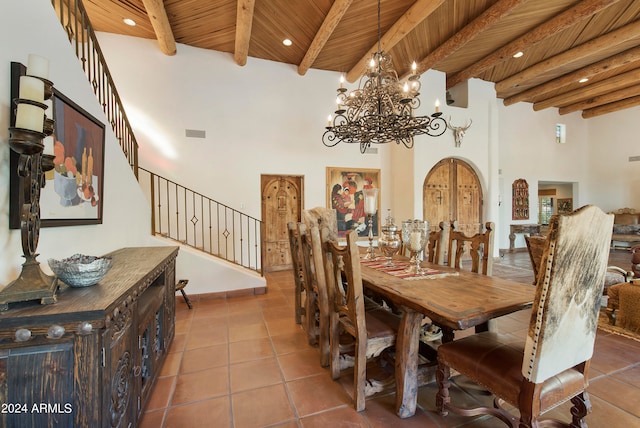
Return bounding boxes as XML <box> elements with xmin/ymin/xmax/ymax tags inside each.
<box><xmin>0</xmin><ymin>246</ymin><xmax>178</xmax><ymax>428</ymax></box>
<box><xmin>509</xmin><ymin>224</ymin><xmax>541</xmax><ymax>251</ymax></box>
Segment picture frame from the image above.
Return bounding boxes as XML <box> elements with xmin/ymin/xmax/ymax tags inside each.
<box><xmin>9</xmin><ymin>62</ymin><xmax>105</xmax><ymax>228</ymax></box>
<box><xmin>557</xmin><ymin>198</ymin><xmax>573</xmax><ymax>214</ymax></box>
<box><xmin>326</xmin><ymin>167</ymin><xmax>381</xmax><ymax>239</ymax></box>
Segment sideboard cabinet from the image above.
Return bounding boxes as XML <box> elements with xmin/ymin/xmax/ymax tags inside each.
<box><xmin>0</xmin><ymin>246</ymin><xmax>179</xmax><ymax>428</ymax></box>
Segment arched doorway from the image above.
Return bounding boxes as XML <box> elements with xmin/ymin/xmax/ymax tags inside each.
<box><xmin>423</xmin><ymin>158</ymin><xmax>483</xmax><ymax>236</ymax></box>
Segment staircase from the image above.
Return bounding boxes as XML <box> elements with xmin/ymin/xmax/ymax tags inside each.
<box><xmin>50</xmin><ymin>0</ymin><xmax>262</xmax><ymax>275</ymax></box>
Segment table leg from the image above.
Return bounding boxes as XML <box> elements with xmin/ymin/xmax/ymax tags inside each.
<box><xmin>509</xmin><ymin>232</ymin><xmax>516</xmax><ymax>252</ymax></box>
<box><xmin>395</xmin><ymin>307</ymin><xmax>423</xmax><ymax>418</ymax></box>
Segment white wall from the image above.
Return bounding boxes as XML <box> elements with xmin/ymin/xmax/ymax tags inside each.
<box><xmin>0</xmin><ymin>0</ymin><xmax>152</xmax><ymax>285</ymax></box>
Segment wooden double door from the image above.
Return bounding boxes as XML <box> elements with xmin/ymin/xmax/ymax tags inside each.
<box><xmin>423</xmin><ymin>158</ymin><xmax>483</xmax><ymax>236</ymax></box>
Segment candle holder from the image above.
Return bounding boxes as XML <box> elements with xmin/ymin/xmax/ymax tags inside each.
<box><xmin>0</xmin><ymin>67</ymin><xmax>58</xmax><ymax>311</ymax></box>
<box><xmin>402</xmin><ymin>219</ymin><xmax>429</xmax><ymax>275</ymax></box>
<box><xmin>362</xmin><ymin>188</ymin><xmax>379</xmax><ymax>260</ymax></box>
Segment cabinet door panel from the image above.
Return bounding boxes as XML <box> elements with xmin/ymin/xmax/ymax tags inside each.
<box><xmin>104</xmin><ymin>312</ymin><xmax>135</xmax><ymax>428</ymax></box>
<box><xmin>1</xmin><ymin>342</ymin><xmax>74</xmax><ymax>428</ymax></box>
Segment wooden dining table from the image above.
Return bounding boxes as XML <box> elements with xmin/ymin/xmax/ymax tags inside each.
<box><xmin>359</xmin><ymin>257</ymin><xmax>536</xmax><ymax>418</ymax></box>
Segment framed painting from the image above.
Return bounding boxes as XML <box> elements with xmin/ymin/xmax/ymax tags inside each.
<box><xmin>557</xmin><ymin>198</ymin><xmax>573</xmax><ymax>214</ymax></box>
<box><xmin>326</xmin><ymin>167</ymin><xmax>381</xmax><ymax>239</ymax></box>
<box><xmin>9</xmin><ymin>62</ymin><xmax>106</xmax><ymax>227</ymax></box>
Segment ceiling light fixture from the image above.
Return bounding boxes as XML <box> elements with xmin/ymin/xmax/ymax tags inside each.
<box><xmin>123</xmin><ymin>18</ymin><xmax>136</xmax><ymax>26</ymax></box>
<box><xmin>322</xmin><ymin>0</ymin><xmax>445</xmax><ymax>153</ymax></box>
<box><xmin>513</xmin><ymin>51</ymin><xmax>524</xmax><ymax>58</ymax></box>
<box><xmin>282</xmin><ymin>39</ymin><xmax>292</xmax><ymax>46</ymax></box>
<box><xmin>579</xmin><ymin>77</ymin><xmax>589</xmax><ymax>83</ymax></box>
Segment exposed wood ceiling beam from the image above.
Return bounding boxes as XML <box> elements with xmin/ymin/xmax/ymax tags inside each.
<box><xmin>499</xmin><ymin>20</ymin><xmax>640</xmax><ymax>100</ymax></box>
<box><xmin>298</xmin><ymin>0</ymin><xmax>353</xmax><ymax>76</ymax></box>
<box><xmin>412</xmin><ymin>0</ymin><xmax>529</xmax><ymax>76</ymax></box>
<box><xmin>446</xmin><ymin>0</ymin><xmax>621</xmax><ymax>90</ymax></box>
<box><xmin>141</xmin><ymin>0</ymin><xmax>176</xmax><ymax>55</ymax></box>
<box><xmin>533</xmin><ymin>67</ymin><xmax>640</xmax><ymax>111</ymax></box>
<box><xmin>503</xmin><ymin>46</ymin><xmax>640</xmax><ymax>106</ymax></box>
<box><xmin>582</xmin><ymin>94</ymin><xmax>640</xmax><ymax>118</ymax></box>
<box><xmin>559</xmin><ymin>82</ymin><xmax>640</xmax><ymax>115</ymax></box>
<box><xmin>345</xmin><ymin>0</ymin><xmax>444</xmax><ymax>83</ymax></box>
<box><xmin>234</xmin><ymin>0</ymin><xmax>256</xmax><ymax>66</ymax></box>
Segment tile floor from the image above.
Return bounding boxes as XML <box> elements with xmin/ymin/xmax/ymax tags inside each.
<box><xmin>141</xmin><ymin>250</ymin><xmax>640</xmax><ymax>427</ymax></box>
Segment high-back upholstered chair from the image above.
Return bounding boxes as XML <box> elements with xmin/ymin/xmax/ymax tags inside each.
<box><xmin>322</xmin><ymin>228</ymin><xmax>399</xmax><ymax>411</ymax></box>
<box><xmin>448</xmin><ymin>221</ymin><xmax>495</xmax><ymax>275</ymax></box>
<box><xmin>525</xmin><ymin>235</ymin><xmax>547</xmax><ymax>284</ymax></box>
<box><xmin>426</xmin><ymin>221</ymin><xmax>449</xmax><ymax>265</ymax></box>
<box><xmin>295</xmin><ymin>222</ymin><xmax>321</xmax><ymax>346</ymax></box>
<box><xmin>436</xmin><ymin>205</ymin><xmax>613</xmax><ymax>427</ymax></box>
<box><xmin>287</xmin><ymin>222</ymin><xmax>308</xmax><ymax>326</ymax></box>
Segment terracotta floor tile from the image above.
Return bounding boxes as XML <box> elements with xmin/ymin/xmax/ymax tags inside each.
<box><xmin>180</xmin><ymin>344</ymin><xmax>228</xmax><ymax>373</ymax></box>
<box><xmin>169</xmin><ymin>333</ymin><xmax>187</xmax><ymax>353</ymax></box>
<box><xmin>262</xmin><ymin>306</ymin><xmax>294</xmax><ymax>322</ymax></box>
<box><xmin>230</xmin><ymin>357</ymin><xmax>283</xmax><ymax>392</ymax></box>
<box><xmin>287</xmin><ymin>373</ymin><xmax>351</xmax><ymax>416</ymax></box>
<box><xmin>174</xmin><ymin>318</ymin><xmax>192</xmax><ymax>334</ymax></box>
<box><xmin>299</xmin><ymin>406</ymin><xmax>368</xmax><ymax>428</ymax></box>
<box><xmin>139</xmin><ymin>409</ymin><xmax>165</xmax><ymax>428</ymax></box>
<box><xmin>270</xmin><ymin>330</ymin><xmax>311</xmax><ymax>355</ymax></box>
<box><xmin>229</xmin><ymin>321</ymin><xmax>269</xmax><ymax>343</ymax></box>
<box><xmin>231</xmin><ymin>384</ymin><xmax>296</xmax><ymax>428</ymax></box>
<box><xmin>363</xmin><ymin>394</ymin><xmax>440</xmax><ymax>428</ymax></box>
<box><xmin>610</xmin><ymin>363</ymin><xmax>640</xmax><ymax>387</ymax></box>
<box><xmin>164</xmin><ymin>396</ymin><xmax>231</xmax><ymax>428</ymax></box>
<box><xmin>589</xmin><ymin>376</ymin><xmax>640</xmax><ymax>417</ymax></box>
<box><xmin>186</xmin><ymin>324</ymin><xmax>228</xmax><ymax>350</ymax></box>
<box><xmin>159</xmin><ymin>351</ymin><xmax>183</xmax><ymax>377</ymax></box>
<box><xmin>277</xmin><ymin>348</ymin><xmax>326</xmax><ymax>381</ymax></box>
<box><xmin>228</xmin><ymin>310</ymin><xmax>264</xmax><ymax>326</ymax></box>
<box><xmin>229</xmin><ymin>337</ymin><xmax>274</xmax><ymax>363</ymax></box>
<box><xmin>267</xmin><ymin>318</ymin><xmax>306</xmax><ymax>336</ymax></box>
<box><xmin>145</xmin><ymin>376</ymin><xmax>175</xmax><ymax>411</ymax></box>
<box><xmin>172</xmin><ymin>366</ymin><xmax>229</xmax><ymax>405</ymax></box>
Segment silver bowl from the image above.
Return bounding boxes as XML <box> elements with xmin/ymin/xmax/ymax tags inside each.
<box><xmin>48</xmin><ymin>254</ymin><xmax>112</xmax><ymax>287</ymax></box>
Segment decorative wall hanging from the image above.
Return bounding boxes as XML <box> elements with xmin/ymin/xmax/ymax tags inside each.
<box><xmin>326</xmin><ymin>167</ymin><xmax>380</xmax><ymax>239</ymax></box>
<box><xmin>446</xmin><ymin>117</ymin><xmax>472</xmax><ymax>147</ymax></box>
<box><xmin>512</xmin><ymin>178</ymin><xmax>529</xmax><ymax>220</ymax></box>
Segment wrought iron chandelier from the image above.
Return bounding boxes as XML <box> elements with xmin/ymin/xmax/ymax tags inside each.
<box><xmin>322</xmin><ymin>0</ymin><xmax>446</xmax><ymax>154</ymax></box>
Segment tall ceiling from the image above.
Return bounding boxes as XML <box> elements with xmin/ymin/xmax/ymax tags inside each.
<box><xmin>82</xmin><ymin>0</ymin><xmax>640</xmax><ymax>118</ymax></box>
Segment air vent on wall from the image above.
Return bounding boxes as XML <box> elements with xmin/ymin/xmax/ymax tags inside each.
<box><xmin>629</xmin><ymin>156</ymin><xmax>640</xmax><ymax>162</ymax></box>
<box><xmin>185</xmin><ymin>129</ymin><xmax>206</xmax><ymax>138</ymax></box>
<box><xmin>363</xmin><ymin>147</ymin><xmax>378</xmax><ymax>155</ymax></box>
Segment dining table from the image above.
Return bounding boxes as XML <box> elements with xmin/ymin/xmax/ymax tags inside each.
<box><xmin>359</xmin><ymin>256</ymin><xmax>536</xmax><ymax>418</ymax></box>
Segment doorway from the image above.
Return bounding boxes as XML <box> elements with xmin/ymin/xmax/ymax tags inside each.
<box><xmin>261</xmin><ymin>175</ymin><xmax>304</xmax><ymax>273</ymax></box>
<box><xmin>422</xmin><ymin>158</ymin><xmax>483</xmax><ymax>236</ymax></box>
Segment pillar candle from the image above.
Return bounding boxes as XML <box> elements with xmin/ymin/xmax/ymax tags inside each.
<box><xmin>15</xmin><ymin>103</ymin><xmax>44</xmax><ymax>132</ymax></box>
<box><xmin>410</xmin><ymin>231</ymin><xmax>422</xmax><ymax>251</ymax></box>
<box><xmin>43</xmin><ymin>136</ymin><xmax>54</xmax><ymax>155</ymax></box>
<box><xmin>27</xmin><ymin>54</ymin><xmax>49</xmax><ymax>79</ymax></box>
<box><xmin>364</xmin><ymin>196</ymin><xmax>377</xmax><ymax>215</ymax></box>
<box><xmin>19</xmin><ymin>76</ymin><xmax>44</xmax><ymax>103</ymax></box>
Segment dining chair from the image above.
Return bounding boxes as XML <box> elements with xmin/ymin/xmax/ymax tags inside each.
<box><xmin>426</xmin><ymin>220</ymin><xmax>449</xmax><ymax>265</ymax></box>
<box><xmin>287</xmin><ymin>221</ymin><xmax>308</xmax><ymax>326</ymax></box>
<box><xmin>525</xmin><ymin>235</ymin><xmax>546</xmax><ymax>284</ymax></box>
<box><xmin>322</xmin><ymin>228</ymin><xmax>399</xmax><ymax>411</ymax></box>
<box><xmin>436</xmin><ymin>205</ymin><xmax>613</xmax><ymax>427</ymax></box>
<box><xmin>448</xmin><ymin>221</ymin><xmax>495</xmax><ymax>275</ymax></box>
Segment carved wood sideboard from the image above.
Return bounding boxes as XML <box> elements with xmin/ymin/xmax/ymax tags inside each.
<box><xmin>0</xmin><ymin>246</ymin><xmax>179</xmax><ymax>428</ymax></box>
<box><xmin>508</xmin><ymin>223</ymin><xmax>541</xmax><ymax>251</ymax></box>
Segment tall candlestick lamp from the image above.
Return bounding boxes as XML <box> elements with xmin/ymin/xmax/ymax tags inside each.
<box><xmin>362</xmin><ymin>188</ymin><xmax>379</xmax><ymax>260</ymax></box>
<box><xmin>0</xmin><ymin>55</ymin><xmax>58</xmax><ymax>311</ymax></box>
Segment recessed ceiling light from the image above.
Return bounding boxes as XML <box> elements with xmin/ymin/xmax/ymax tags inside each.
<box><xmin>282</xmin><ymin>39</ymin><xmax>292</xmax><ymax>46</ymax></box>
<box><xmin>579</xmin><ymin>77</ymin><xmax>589</xmax><ymax>83</ymax></box>
<box><xmin>123</xmin><ymin>18</ymin><xmax>136</xmax><ymax>26</ymax></box>
<box><xmin>513</xmin><ymin>51</ymin><xmax>524</xmax><ymax>58</ymax></box>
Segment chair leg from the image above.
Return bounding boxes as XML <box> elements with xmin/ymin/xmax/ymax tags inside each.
<box><xmin>436</xmin><ymin>362</ymin><xmax>451</xmax><ymax>416</ymax></box>
<box><xmin>569</xmin><ymin>392</ymin><xmax>591</xmax><ymax>428</ymax></box>
<box><xmin>354</xmin><ymin>340</ymin><xmax>366</xmax><ymax>412</ymax></box>
<box><xmin>176</xmin><ymin>279</ymin><xmax>192</xmax><ymax>309</ymax></box>
<box><xmin>180</xmin><ymin>289</ymin><xmax>193</xmax><ymax>309</ymax></box>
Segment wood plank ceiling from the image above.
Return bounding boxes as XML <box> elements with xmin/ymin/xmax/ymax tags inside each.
<box><xmin>82</xmin><ymin>0</ymin><xmax>640</xmax><ymax>118</ymax></box>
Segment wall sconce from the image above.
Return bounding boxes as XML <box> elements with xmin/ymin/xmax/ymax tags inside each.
<box><xmin>0</xmin><ymin>56</ymin><xmax>59</xmax><ymax>311</ymax></box>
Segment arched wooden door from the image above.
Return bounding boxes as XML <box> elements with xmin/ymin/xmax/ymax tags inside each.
<box><xmin>261</xmin><ymin>175</ymin><xmax>303</xmax><ymax>272</ymax></box>
<box><xmin>423</xmin><ymin>158</ymin><xmax>483</xmax><ymax>236</ymax></box>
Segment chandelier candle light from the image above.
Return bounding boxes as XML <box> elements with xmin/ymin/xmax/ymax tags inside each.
<box><xmin>402</xmin><ymin>219</ymin><xmax>429</xmax><ymax>275</ymax></box>
<box><xmin>363</xmin><ymin>187</ymin><xmax>379</xmax><ymax>260</ymax></box>
<box><xmin>322</xmin><ymin>0</ymin><xmax>446</xmax><ymax>153</ymax></box>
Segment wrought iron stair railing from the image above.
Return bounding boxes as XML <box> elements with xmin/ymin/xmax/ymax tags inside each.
<box><xmin>51</xmin><ymin>0</ymin><xmax>138</xmax><ymax>177</ymax></box>
<box><xmin>139</xmin><ymin>168</ymin><xmax>263</xmax><ymax>275</ymax></box>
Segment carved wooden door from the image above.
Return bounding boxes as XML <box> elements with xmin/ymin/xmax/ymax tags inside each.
<box><xmin>423</xmin><ymin>158</ymin><xmax>482</xmax><ymax>236</ymax></box>
<box><xmin>261</xmin><ymin>175</ymin><xmax>303</xmax><ymax>272</ymax></box>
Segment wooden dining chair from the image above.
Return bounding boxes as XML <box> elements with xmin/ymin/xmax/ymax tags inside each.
<box><xmin>525</xmin><ymin>235</ymin><xmax>547</xmax><ymax>284</ymax></box>
<box><xmin>436</xmin><ymin>205</ymin><xmax>613</xmax><ymax>427</ymax></box>
<box><xmin>448</xmin><ymin>221</ymin><xmax>495</xmax><ymax>275</ymax></box>
<box><xmin>322</xmin><ymin>228</ymin><xmax>399</xmax><ymax>411</ymax></box>
<box><xmin>287</xmin><ymin>222</ymin><xmax>308</xmax><ymax>326</ymax></box>
<box><xmin>426</xmin><ymin>221</ymin><xmax>449</xmax><ymax>265</ymax></box>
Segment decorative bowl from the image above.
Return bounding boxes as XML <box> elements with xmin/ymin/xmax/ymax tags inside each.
<box><xmin>48</xmin><ymin>254</ymin><xmax>112</xmax><ymax>288</ymax></box>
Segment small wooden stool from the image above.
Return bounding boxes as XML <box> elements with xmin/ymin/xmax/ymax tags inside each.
<box><xmin>176</xmin><ymin>279</ymin><xmax>192</xmax><ymax>309</ymax></box>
